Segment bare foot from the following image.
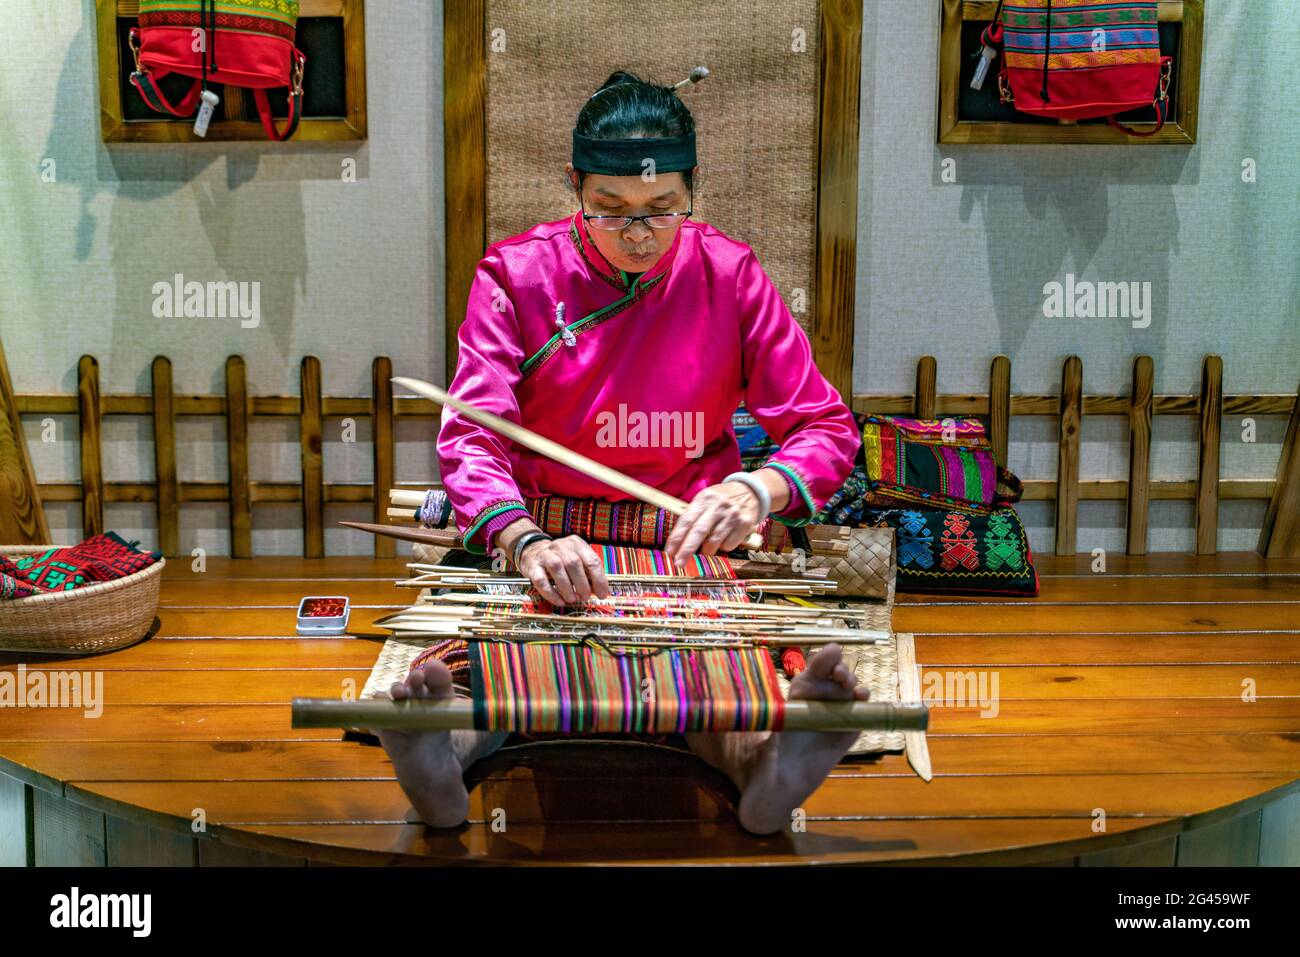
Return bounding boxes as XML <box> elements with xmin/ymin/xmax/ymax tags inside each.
<box><xmin>376</xmin><ymin>660</ymin><xmax>470</xmax><ymax>828</ymax></box>
<box><xmin>736</xmin><ymin>642</ymin><xmax>868</xmax><ymax>835</ymax></box>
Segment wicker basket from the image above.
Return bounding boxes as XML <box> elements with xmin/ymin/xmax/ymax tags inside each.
<box><xmin>0</xmin><ymin>546</ymin><xmax>165</xmax><ymax>655</ymax></box>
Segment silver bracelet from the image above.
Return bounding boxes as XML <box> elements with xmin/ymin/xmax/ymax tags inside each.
<box><xmin>722</xmin><ymin>471</ymin><xmax>771</xmax><ymax>518</ymax></box>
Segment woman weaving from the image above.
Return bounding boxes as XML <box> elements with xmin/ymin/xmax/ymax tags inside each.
<box><xmin>380</xmin><ymin>70</ymin><xmax>865</xmax><ymax>835</ymax></box>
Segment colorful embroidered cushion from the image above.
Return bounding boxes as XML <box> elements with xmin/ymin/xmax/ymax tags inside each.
<box><xmin>860</xmin><ymin>414</ymin><xmax>1023</xmax><ymax>515</ymax></box>
<box><xmin>863</xmin><ymin>506</ymin><xmax>1039</xmax><ymax>596</ymax></box>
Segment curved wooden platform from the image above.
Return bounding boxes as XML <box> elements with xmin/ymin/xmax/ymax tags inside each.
<box><xmin>2</xmin><ymin>552</ymin><xmax>1299</xmax><ymax>866</ymax></box>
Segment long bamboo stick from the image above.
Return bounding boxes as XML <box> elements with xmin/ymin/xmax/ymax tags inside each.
<box><xmin>292</xmin><ymin>697</ymin><xmax>928</xmax><ymax>732</ymax></box>
<box><xmin>392</xmin><ymin>376</ymin><xmax>766</xmax><ymax>551</ymax></box>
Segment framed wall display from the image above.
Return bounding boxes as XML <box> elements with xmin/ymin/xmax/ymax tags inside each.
<box><xmin>97</xmin><ymin>0</ymin><xmax>367</xmax><ymax>142</ymax></box>
<box><xmin>938</xmin><ymin>0</ymin><xmax>1202</xmax><ymax>144</ymax></box>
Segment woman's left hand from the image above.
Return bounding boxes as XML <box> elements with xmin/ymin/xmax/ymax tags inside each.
<box><xmin>665</xmin><ymin>481</ymin><xmax>763</xmax><ymax>566</ymax></box>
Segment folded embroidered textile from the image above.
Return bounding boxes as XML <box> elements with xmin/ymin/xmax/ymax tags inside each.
<box><xmin>862</xmin><ymin>506</ymin><xmax>1039</xmax><ymax>596</ymax></box>
<box><xmin>860</xmin><ymin>415</ymin><xmax>1023</xmax><ymax>515</ymax></box>
<box><xmin>0</xmin><ymin>532</ymin><xmax>164</xmax><ymax>600</ymax></box>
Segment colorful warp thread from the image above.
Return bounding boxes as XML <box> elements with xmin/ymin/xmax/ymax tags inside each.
<box><xmin>589</xmin><ymin>543</ymin><xmax>735</xmax><ymax>579</ymax></box>
<box><xmin>469</xmin><ymin>642</ymin><xmax>785</xmax><ymax>734</ymax></box>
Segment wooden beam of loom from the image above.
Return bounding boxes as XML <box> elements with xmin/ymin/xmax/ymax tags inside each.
<box><xmin>392</xmin><ymin>377</ymin><xmax>769</xmax><ymax>551</ymax></box>
<box><xmin>290</xmin><ymin>697</ymin><xmax>929</xmax><ymax>733</ymax></box>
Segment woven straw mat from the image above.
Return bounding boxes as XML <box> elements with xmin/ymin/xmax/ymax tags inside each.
<box><xmin>485</xmin><ymin>0</ymin><xmax>821</xmax><ymax>333</ymax></box>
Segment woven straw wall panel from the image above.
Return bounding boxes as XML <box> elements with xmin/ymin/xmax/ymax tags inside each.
<box><xmin>485</xmin><ymin>0</ymin><xmax>821</xmax><ymax>331</ymax></box>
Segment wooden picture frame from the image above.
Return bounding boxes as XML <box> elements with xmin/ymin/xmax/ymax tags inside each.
<box><xmin>97</xmin><ymin>0</ymin><xmax>367</xmax><ymax>143</ymax></box>
<box><xmin>938</xmin><ymin>0</ymin><xmax>1202</xmax><ymax>144</ymax></box>
<box><xmin>442</xmin><ymin>0</ymin><xmax>863</xmax><ymax>402</ymax></box>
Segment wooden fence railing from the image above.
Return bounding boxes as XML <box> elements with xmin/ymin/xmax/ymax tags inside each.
<box><xmin>12</xmin><ymin>353</ymin><xmax>1300</xmax><ymax>559</ymax></box>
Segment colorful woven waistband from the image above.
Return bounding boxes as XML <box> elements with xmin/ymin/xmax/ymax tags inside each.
<box><xmin>469</xmin><ymin>642</ymin><xmax>783</xmax><ymax>734</ymax></box>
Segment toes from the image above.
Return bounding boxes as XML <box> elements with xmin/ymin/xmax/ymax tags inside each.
<box><xmin>404</xmin><ymin>661</ymin><xmax>454</xmax><ymax>699</ymax></box>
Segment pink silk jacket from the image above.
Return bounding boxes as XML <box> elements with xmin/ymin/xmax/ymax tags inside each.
<box><xmin>439</xmin><ymin>212</ymin><xmax>860</xmax><ymax>552</ymax></box>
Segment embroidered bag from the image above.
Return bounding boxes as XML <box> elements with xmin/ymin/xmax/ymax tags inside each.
<box><xmin>983</xmin><ymin>0</ymin><xmax>1173</xmax><ymax>136</ymax></box>
<box><xmin>865</xmin><ymin>506</ymin><xmax>1039</xmax><ymax>596</ymax></box>
<box><xmin>128</xmin><ymin>0</ymin><xmax>305</xmax><ymax>141</ymax></box>
<box><xmin>860</xmin><ymin>415</ymin><xmax>1024</xmax><ymax>515</ymax></box>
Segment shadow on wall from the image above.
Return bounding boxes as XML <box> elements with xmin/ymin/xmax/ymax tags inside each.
<box><xmin>951</xmin><ymin>147</ymin><xmax>1198</xmax><ymax>370</ymax></box>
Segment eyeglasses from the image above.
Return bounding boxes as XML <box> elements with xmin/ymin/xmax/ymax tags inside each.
<box><xmin>581</xmin><ymin>208</ymin><xmax>693</xmax><ymax>231</ymax></box>
<box><xmin>580</xmin><ymin>190</ymin><xmax>693</xmax><ymax>231</ymax></box>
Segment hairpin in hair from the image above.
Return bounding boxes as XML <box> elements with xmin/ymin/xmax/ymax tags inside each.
<box><xmin>671</xmin><ymin>66</ymin><xmax>710</xmax><ymax>93</ymax></box>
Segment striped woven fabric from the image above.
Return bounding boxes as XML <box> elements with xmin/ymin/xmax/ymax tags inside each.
<box><xmin>527</xmin><ymin>496</ymin><xmax>678</xmax><ymax>548</ymax></box>
<box><xmin>1001</xmin><ymin>0</ymin><xmax>1160</xmax><ymax>72</ymax></box>
<box><xmin>469</xmin><ymin>642</ymin><xmax>785</xmax><ymax>734</ymax></box>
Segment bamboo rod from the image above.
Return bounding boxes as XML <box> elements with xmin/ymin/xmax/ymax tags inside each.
<box><xmin>391</xmin><ymin>376</ymin><xmax>766</xmax><ymax>550</ymax></box>
<box><xmin>291</xmin><ymin>697</ymin><xmax>929</xmax><ymax>732</ymax></box>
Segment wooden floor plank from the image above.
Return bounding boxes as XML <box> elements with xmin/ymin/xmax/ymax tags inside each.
<box><xmin>898</xmin><ymin>575</ymin><xmax>1300</xmax><ymax>603</ymax></box>
<box><xmin>161</xmin><ymin>557</ymin><xmax>415</xmax><ymax>580</ymax></box>
<box><xmin>0</xmin><ymin>669</ymin><xmax>373</xmax><ymax>704</ymax></box>
<box><xmin>1033</xmin><ymin>553</ymin><xmax>1300</xmax><ymax>576</ymax></box>
<box><xmin>894</xmin><ymin>603</ymin><xmax>1300</xmax><ymax>634</ymax></box>
<box><xmin>0</xmin><ymin>706</ymin><xmax>341</xmax><ymax>744</ymax></box>
<box><xmin>913</xmin><ymin>634</ymin><xmax>1300</xmax><ymax>666</ymax></box>
<box><xmin>148</xmin><ymin>608</ymin><xmax>401</xmax><ymax>637</ymax></box>
<box><xmin>2</xmin><ymin>732</ymin><xmax>1298</xmax><ymax>786</ymax></box>
<box><xmin>66</xmin><ymin>773</ymin><xmax>1298</xmax><ymax>829</ymax></box>
<box><xmin>0</xmin><ymin>638</ymin><xmax>384</xmax><ymax>671</ymax></box>
<box><xmin>159</xmin><ymin>579</ymin><xmax>414</xmax><ymax>606</ymax></box>
<box><xmin>6</xmin><ymin>662</ymin><xmax>1295</xmax><ymax>702</ymax></box>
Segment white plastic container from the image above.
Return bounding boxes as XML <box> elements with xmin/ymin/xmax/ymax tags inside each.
<box><xmin>295</xmin><ymin>596</ymin><xmax>351</xmax><ymax>636</ymax></box>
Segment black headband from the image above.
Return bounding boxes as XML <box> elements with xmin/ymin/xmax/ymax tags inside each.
<box><xmin>572</xmin><ymin>131</ymin><xmax>697</xmax><ymax>176</ymax></box>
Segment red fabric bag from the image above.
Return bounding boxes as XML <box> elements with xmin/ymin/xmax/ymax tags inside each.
<box><xmin>128</xmin><ymin>0</ymin><xmax>305</xmax><ymax>141</ymax></box>
<box><xmin>983</xmin><ymin>0</ymin><xmax>1173</xmax><ymax>136</ymax></box>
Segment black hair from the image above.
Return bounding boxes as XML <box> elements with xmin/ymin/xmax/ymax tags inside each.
<box><xmin>573</xmin><ymin>71</ymin><xmax>696</xmax><ymax>191</ymax></box>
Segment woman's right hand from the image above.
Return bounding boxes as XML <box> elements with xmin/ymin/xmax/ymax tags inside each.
<box><xmin>515</xmin><ymin>534</ymin><xmax>612</xmax><ymax>606</ymax></box>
